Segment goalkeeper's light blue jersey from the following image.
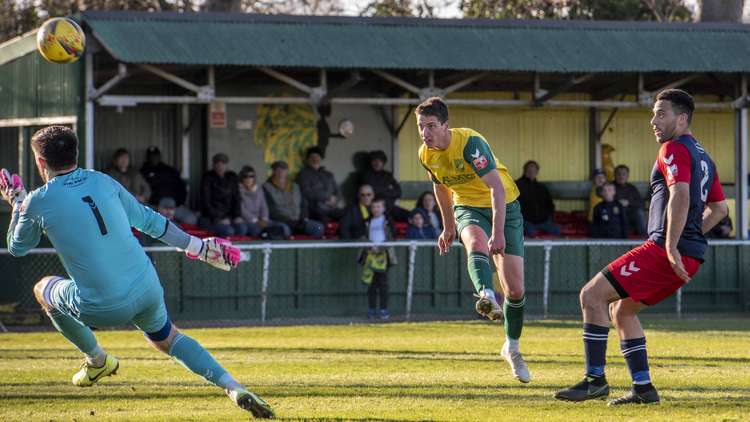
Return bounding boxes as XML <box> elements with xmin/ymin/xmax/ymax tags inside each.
<box><xmin>7</xmin><ymin>168</ymin><xmax>168</xmax><ymax>310</ymax></box>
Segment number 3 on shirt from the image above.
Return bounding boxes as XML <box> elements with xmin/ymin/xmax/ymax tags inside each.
<box><xmin>700</xmin><ymin>160</ymin><xmax>709</xmax><ymax>202</ymax></box>
<box><xmin>82</xmin><ymin>196</ymin><xmax>108</xmax><ymax>235</ymax></box>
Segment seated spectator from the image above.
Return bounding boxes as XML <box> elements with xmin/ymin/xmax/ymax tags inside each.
<box><xmin>107</xmin><ymin>148</ymin><xmax>151</xmax><ymax>203</ymax></box>
<box><xmin>297</xmin><ymin>146</ymin><xmax>343</xmax><ymax>223</ymax></box>
<box><xmin>613</xmin><ymin>164</ymin><xmax>646</xmax><ymax>235</ymax></box>
<box><xmin>238</xmin><ymin>166</ymin><xmax>288</xmax><ymax>239</ymax></box>
<box><xmin>137</xmin><ymin>197</ymin><xmax>178</xmax><ymax>247</ymax></box>
<box><xmin>359</xmin><ymin>150</ymin><xmax>409</xmax><ymax>222</ymax></box>
<box><xmin>358</xmin><ymin>196</ymin><xmax>397</xmax><ymax>320</ymax></box>
<box><xmin>141</xmin><ymin>146</ymin><xmax>197</xmax><ymax>226</ymax></box>
<box><xmin>515</xmin><ymin>160</ymin><xmax>561</xmax><ymax>237</ymax></box>
<box><xmin>587</xmin><ymin>168</ymin><xmax>607</xmax><ymax>222</ymax></box>
<box><xmin>340</xmin><ymin>184</ymin><xmax>374</xmax><ymax>239</ymax></box>
<box><xmin>406</xmin><ymin>208</ymin><xmax>438</xmax><ymax>239</ymax></box>
<box><xmin>199</xmin><ymin>153</ymin><xmax>246</xmax><ymax>237</ymax></box>
<box><xmin>415</xmin><ymin>191</ymin><xmax>443</xmax><ymax>233</ymax></box>
<box><xmin>590</xmin><ymin>183</ymin><xmax>627</xmax><ymax>238</ymax></box>
<box><xmin>706</xmin><ymin>216</ymin><xmax>733</xmax><ymax>239</ymax></box>
<box><xmin>263</xmin><ymin>160</ymin><xmax>324</xmax><ymax>239</ymax></box>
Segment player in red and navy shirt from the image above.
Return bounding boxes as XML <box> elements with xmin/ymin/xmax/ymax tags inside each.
<box><xmin>556</xmin><ymin>89</ymin><xmax>729</xmax><ymax>406</ymax></box>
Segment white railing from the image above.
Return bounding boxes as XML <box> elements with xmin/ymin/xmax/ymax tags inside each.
<box><xmin>3</xmin><ymin>239</ymin><xmax>749</xmax><ymax>322</ymax></box>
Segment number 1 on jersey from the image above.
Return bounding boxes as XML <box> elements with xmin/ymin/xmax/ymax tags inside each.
<box><xmin>82</xmin><ymin>196</ymin><xmax>108</xmax><ymax>235</ymax></box>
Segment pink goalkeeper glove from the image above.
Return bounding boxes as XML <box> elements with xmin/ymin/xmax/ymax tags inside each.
<box><xmin>185</xmin><ymin>237</ymin><xmax>241</xmax><ymax>271</ymax></box>
<box><xmin>0</xmin><ymin>168</ymin><xmax>26</xmax><ymax>207</ymax></box>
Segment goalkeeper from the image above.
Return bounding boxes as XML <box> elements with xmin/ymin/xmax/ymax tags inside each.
<box><xmin>2</xmin><ymin>126</ymin><xmax>273</xmax><ymax>419</ymax></box>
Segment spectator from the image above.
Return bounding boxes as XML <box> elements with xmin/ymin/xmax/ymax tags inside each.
<box><xmin>613</xmin><ymin>164</ymin><xmax>647</xmax><ymax>235</ymax></box>
<box><xmin>415</xmin><ymin>191</ymin><xmax>443</xmax><ymax>233</ymax></box>
<box><xmin>587</xmin><ymin>168</ymin><xmax>607</xmax><ymax>222</ymax></box>
<box><xmin>590</xmin><ymin>183</ymin><xmax>627</xmax><ymax>238</ymax></box>
<box><xmin>340</xmin><ymin>184</ymin><xmax>374</xmax><ymax>239</ymax></box>
<box><xmin>140</xmin><ymin>146</ymin><xmax>197</xmax><ymax>225</ymax></box>
<box><xmin>706</xmin><ymin>216</ymin><xmax>733</xmax><ymax>239</ymax></box>
<box><xmin>107</xmin><ymin>148</ymin><xmax>151</xmax><ymax>203</ymax></box>
<box><xmin>199</xmin><ymin>153</ymin><xmax>246</xmax><ymax>237</ymax></box>
<box><xmin>515</xmin><ymin>160</ymin><xmax>561</xmax><ymax>237</ymax></box>
<box><xmin>238</xmin><ymin>166</ymin><xmax>288</xmax><ymax>239</ymax></box>
<box><xmin>406</xmin><ymin>208</ymin><xmax>438</xmax><ymax>239</ymax></box>
<box><xmin>297</xmin><ymin>146</ymin><xmax>343</xmax><ymax>223</ymax></box>
<box><xmin>263</xmin><ymin>160</ymin><xmax>324</xmax><ymax>239</ymax></box>
<box><xmin>359</xmin><ymin>150</ymin><xmax>409</xmax><ymax>222</ymax></box>
<box><xmin>358</xmin><ymin>196</ymin><xmax>397</xmax><ymax>320</ymax></box>
<box><xmin>137</xmin><ymin>197</ymin><xmax>177</xmax><ymax>247</ymax></box>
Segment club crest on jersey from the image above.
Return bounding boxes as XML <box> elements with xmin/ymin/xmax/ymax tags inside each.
<box><xmin>471</xmin><ymin>149</ymin><xmax>488</xmax><ymax>170</ymax></box>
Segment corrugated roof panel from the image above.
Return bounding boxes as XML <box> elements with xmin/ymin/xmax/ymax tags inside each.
<box><xmin>83</xmin><ymin>12</ymin><xmax>750</xmax><ymax>72</ymax></box>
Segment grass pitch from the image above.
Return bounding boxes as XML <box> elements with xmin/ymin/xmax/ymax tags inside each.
<box><xmin>0</xmin><ymin>318</ymin><xmax>748</xmax><ymax>421</ymax></box>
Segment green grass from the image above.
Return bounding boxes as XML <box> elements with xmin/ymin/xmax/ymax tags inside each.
<box><xmin>0</xmin><ymin>318</ymin><xmax>748</xmax><ymax>421</ymax></box>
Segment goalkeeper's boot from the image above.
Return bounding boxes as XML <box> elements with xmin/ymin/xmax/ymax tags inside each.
<box><xmin>228</xmin><ymin>387</ymin><xmax>275</xmax><ymax>419</ymax></box>
<box><xmin>474</xmin><ymin>288</ymin><xmax>503</xmax><ymax>321</ymax></box>
<box><xmin>608</xmin><ymin>385</ymin><xmax>660</xmax><ymax>406</ymax></box>
<box><xmin>72</xmin><ymin>354</ymin><xmax>119</xmax><ymax>387</ymax></box>
<box><xmin>501</xmin><ymin>341</ymin><xmax>531</xmax><ymax>383</ymax></box>
<box><xmin>554</xmin><ymin>375</ymin><xmax>610</xmax><ymax>402</ymax></box>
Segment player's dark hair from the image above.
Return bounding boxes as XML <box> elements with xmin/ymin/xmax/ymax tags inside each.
<box><xmin>615</xmin><ymin>164</ymin><xmax>630</xmax><ymax>173</ymax></box>
<box><xmin>415</xmin><ymin>97</ymin><xmax>449</xmax><ymax>124</ymax></box>
<box><xmin>656</xmin><ymin>89</ymin><xmax>694</xmax><ymax>125</ymax></box>
<box><xmin>30</xmin><ymin>126</ymin><xmax>78</xmax><ymax>171</ymax></box>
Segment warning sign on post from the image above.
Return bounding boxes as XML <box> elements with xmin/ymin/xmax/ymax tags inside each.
<box><xmin>210</xmin><ymin>102</ymin><xmax>226</xmax><ymax>128</ymax></box>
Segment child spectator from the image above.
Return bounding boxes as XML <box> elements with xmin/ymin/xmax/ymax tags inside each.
<box><xmin>590</xmin><ymin>183</ymin><xmax>627</xmax><ymax>238</ymax></box>
<box><xmin>415</xmin><ymin>191</ymin><xmax>443</xmax><ymax>234</ymax></box>
<box><xmin>406</xmin><ymin>208</ymin><xmax>438</xmax><ymax>239</ymax></box>
<box><xmin>587</xmin><ymin>168</ymin><xmax>607</xmax><ymax>222</ymax></box>
<box><xmin>358</xmin><ymin>196</ymin><xmax>397</xmax><ymax>320</ymax></box>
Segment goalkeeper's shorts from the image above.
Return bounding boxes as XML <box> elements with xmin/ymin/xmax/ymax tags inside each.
<box><xmin>43</xmin><ymin>270</ymin><xmax>168</xmax><ymax>333</ymax></box>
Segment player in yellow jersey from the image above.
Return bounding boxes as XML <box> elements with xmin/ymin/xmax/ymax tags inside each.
<box><xmin>416</xmin><ymin>97</ymin><xmax>530</xmax><ymax>383</ymax></box>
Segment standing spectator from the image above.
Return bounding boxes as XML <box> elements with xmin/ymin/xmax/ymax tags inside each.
<box><xmin>297</xmin><ymin>146</ymin><xmax>342</xmax><ymax>223</ymax></box>
<box><xmin>140</xmin><ymin>146</ymin><xmax>197</xmax><ymax>225</ymax></box>
<box><xmin>515</xmin><ymin>160</ymin><xmax>561</xmax><ymax>236</ymax></box>
<box><xmin>107</xmin><ymin>148</ymin><xmax>151</xmax><ymax>203</ymax></box>
<box><xmin>587</xmin><ymin>168</ymin><xmax>607</xmax><ymax>222</ymax></box>
<box><xmin>199</xmin><ymin>153</ymin><xmax>246</xmax><ymax>237</ymax></box>
<box><xmin>415</xmin><ymin>191</ymin><xmax>443</xmax><ymax>233</ymax></box>
<box><xmin>358</xmin><ymin>196</ymin><xmax>397</xmax><ymax>320</ymax></box>
<box><xmin>706</xmin><ymin>216</ymin><xmax>733</xmax><ymax>239</ymax></box>
<box><xmin>406</xmin><ymin>208</ymin><xmax>438</xmax><ymax>239</ymax></box>
<box><xmin>340</xmin><ymin>184</ymin><xmax>374</xmax><ymax>239</ymax></box>
<box><xmin>263</xmin><ymin>160</ymin><xmax>324</xmax><ymax>239</ymax></box>
<box><xmin>590</xmin><ymin>183</ymin><xmax>627</xmax><ymax>238</ymax></box>
<box><xmin>360</xmin><ymin>150</ymin><xmax>409</xmax><ymax>222</ymax></box>
<box><xmin>238</xmin><ymin>166</ymin><xmax>288</xmax><ymax>239</ymax></box>
<box><xmin>613</xmin><ymin>165</ymin><xmax>647</xmax><ymax>235</ymax></box>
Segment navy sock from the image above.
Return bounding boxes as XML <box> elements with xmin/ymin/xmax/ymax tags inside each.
<box><xmin>621</xmin><ymin>337</ymin><xmax>651</xmax><ymax>387</ymax></box>
<box><xmin>583</xmin><ymin>323</ymin><xmax>609</xmax><ymax>378</ymax></box>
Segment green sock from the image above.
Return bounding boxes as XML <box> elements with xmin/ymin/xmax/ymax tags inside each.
<box><xmin>504</xmin><ymin>295</ymin><xmax>525</xmax><ymax>340</ymax></box>
<box><xmin>467</xmin><ymin>252</ymin><xmax>493</xmax><ymax>294</ymax></box>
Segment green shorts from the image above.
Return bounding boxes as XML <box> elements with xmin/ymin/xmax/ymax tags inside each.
<box><xmin>454</xmin><ymin>200</ymin><xmax>525</xmax><ymax>257</ymax></box>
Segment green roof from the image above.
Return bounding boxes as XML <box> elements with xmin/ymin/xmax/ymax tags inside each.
<box><xmin>33</xmin><ymin>12</ymin><xmax>750</xmax><ymax>73</ymax></box>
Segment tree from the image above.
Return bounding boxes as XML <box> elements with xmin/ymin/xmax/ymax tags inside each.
<box><xmin>240</xmin><ymin>0</ymin><xmax>344</xmax><ymax>15</ymax></box>
<box><xmin>359</xmin><ymin>0</ymin><xmax>437</xmax><ymax>17</ymax></box>
<box><xmin>698</xmin><ymin>0</ymin><xmax>744</xmax><ymax>22</ymax></box>
<box><xmin>459</xmin><ymin>0</ymin><xmax>693</xmax><ymax>21</ymax></box>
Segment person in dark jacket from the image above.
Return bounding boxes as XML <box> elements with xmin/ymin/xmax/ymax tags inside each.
<box><xmin>340</xmin><ymin>184</ymin><xmax>374</xmax><ymax>239</ymax></box>
<box><xmin>590</xmin><ymin>183</ymin><xmax>627</xmax><ymax>238</ymax></box>
<box><xmin>359</xmin><ymin>150</ymin><xmax>409</xmax><ymax>222</ymax></box>
<box><xmin>515</xmin><ymin>160</ymin><xmax>561</xmax><ymax>236</ymax></box>
<box><xmin>198</xmin><ymin>153</ymin><xmax>246</xmax><ymax>237</ymax></box>
<box><xmin>406</xmin><ymin>208</ymin><xmax>438</xmax><ymax>239</ymax></box>
<box><xmin>263</xmin><ymin>160</ymin><xmax>324</xmax><ymax>238</ymax></box>
<box><xmin>297</xmin><ymin>146</ymin><xmax>342</xmax><ymax>223</ymax></box>
<box><xmin>140</xmin><ymin>146</ymin><xmax>196</xmax><ymax>225</ymax></box>
<box><xmin>614</xmin><ymin>164</ymin><xmax>647</xmax><ymax>235</ymax></box>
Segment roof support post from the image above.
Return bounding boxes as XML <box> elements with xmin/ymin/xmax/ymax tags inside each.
<box><xmin>533</xmin><ymin>73</ymin><xmax>547</xmax><ymax>100</ymax></box>
<box><xmin>735</xmin><ymin>74</ymin><xmax>749</xmax><ymax>239</ymax></box>
<box><xmin>259</xmin><ymin>67</ymin><xmax>313</xmax><ymax>94</ymax></box>
<box><xmin>534</xmin><ymin>73</ymin><xmax>594</xmax><ymax>106</ymax></box>
<box><xmin>443</xmin><ymin>72</ymin><xmax>489</xmax><ymax>94</ymax></box>
<box><xmin>89</xmin><ymin>63</ymin><xmax>127</xmax><ymax>100</ymax></box>
<box><xmin>140</xmin><ymin>64</ymin><xmax>213</xmax><ymax>100</ymax></box>
<box><xmin>640</xmin><ymin>74</ymin><xmax>700</xmax><ymax>106</ymax></box>
<box><xmin>85</xmin><ymin>49</ymin><xmax>95</xmax><ymax>170</ymax></box>
<box><xmin>371</xmin><ymin>69</ymin><xmax>422</xmax><ymax>95</ymax></box>
<box><xmin>589</xmin><ymin>107</ymin><xmax>601</xmax><ymax>175</ymax></box>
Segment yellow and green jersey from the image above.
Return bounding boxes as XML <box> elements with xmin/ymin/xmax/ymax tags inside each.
<box><xmin>418</xmin><ymin>128</ymin><xmax>519</xmax><ymax>208</ymax></box>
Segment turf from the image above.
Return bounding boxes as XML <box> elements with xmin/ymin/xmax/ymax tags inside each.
<box><xmin>0</xmin><ymin>318</ymin><xmax>748</xmax><ymax>421</ymax></box>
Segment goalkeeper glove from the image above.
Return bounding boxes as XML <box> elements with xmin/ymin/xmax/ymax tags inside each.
<box><xmin>185</xmin><ymin>236</ymin><xmax>241</xmax><ymax>271</ymax></box>
<box><xmin>0</xmin><ymin>168</ymin><xmax>26</xmax><ymax>207</ymax></box>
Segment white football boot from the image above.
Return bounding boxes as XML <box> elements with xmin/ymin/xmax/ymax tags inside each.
<box><xmin>501</xmin><ymin>341</ymin><xmax>531</xmax><ymax>383</ymax></box>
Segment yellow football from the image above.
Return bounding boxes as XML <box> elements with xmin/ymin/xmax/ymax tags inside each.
<box><xmin>36</xmin><ymin>17</ymin><xmax>85</xmax><ymax>64</ymax></box>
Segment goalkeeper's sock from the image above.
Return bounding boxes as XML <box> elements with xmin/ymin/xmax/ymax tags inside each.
<box><xmin>168</xmin><ymin>332</ymin><xmax>229</xmax><ymax>388</ymax></box>
<box><xmin>47</xmin><ymin>309</ymin><xmax>99</xmax><ymax>357</ymax></box>
<box><xmin>467</xmin><ymin>251</ymin><xmax>493</xmax><ymax>293</ymax></box>
<box><xmin>504</xmin><ymin>295</ymin><xmax>525</xmax><ymax>343</ymax></box>
<box><xmin>86</xmin><ymin>345</ymin><xmax>107</xmax><ymax>367</ymax></box>
<box><xmin>583</xmin><ymin>323</ymin><xmax>609</xmax><ymax>378</ymax></box>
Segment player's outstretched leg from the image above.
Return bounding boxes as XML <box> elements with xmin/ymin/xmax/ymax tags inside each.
<box><xmin>608</xmin><ymin>300</ymin><xmax>660</xmax><ymax>406</ymax></box>
<box><xmin>462</xmin><ymin>226</ymin><xmax>503</xmax><ymax>320</ymax></box>
<box><xmin>147</xmin><ymin>322</ymin><xmax>275</xmax><ymax>419</ymax></box>
<box><xmin>494</xmin><ymin>254</ymin><xmax>530</xmax><ymax>383</ymax></box>
<box><xmin>33</xmin><ymin>277</ymin><xmax>118</xmax><ymax>387</ymax></box>
<box><xmin>555</xmin><ymin>273</ymin><xmax>618</xmax><ymax>402</ymax></box>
